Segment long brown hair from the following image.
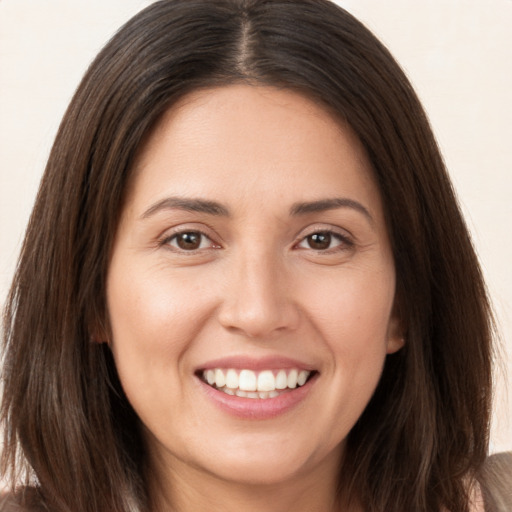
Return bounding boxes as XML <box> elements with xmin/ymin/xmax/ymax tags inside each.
<box><xmin>1</xmin><ymin>1</ymin><xmax>494</xmax><ymax>510</ymax></box>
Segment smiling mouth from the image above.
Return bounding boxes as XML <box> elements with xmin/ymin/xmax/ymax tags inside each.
<box><xmin>198</xmin><ymin>368</ymin><xmax>315</xmax><ymax>399</ymax></box>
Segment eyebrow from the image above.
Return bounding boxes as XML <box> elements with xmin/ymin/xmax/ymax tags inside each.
<box><xmin>290</xmin><ymin>198</ymin><xmax>374</xmax><ymax>224</ymax></box>
<box><xmin>141</xmin><ymin>197</ymin><xmax>230</xmax><ymax>219</ymax></box>
<box><xmin>140</xmin><ymin>195</ymin><xmax>373</xmax><ymax>224</ymax></box>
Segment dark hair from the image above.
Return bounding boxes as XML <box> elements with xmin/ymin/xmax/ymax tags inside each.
<box><xmin>1</xmin><ymin>1</ymin><xmax>494</xmax><ymax>511</ymax></box>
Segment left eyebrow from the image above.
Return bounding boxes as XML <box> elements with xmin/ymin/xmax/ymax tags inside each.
<box><xmin>289</xmin><ymin>198</ymin><xmax>374</xmax><ymax>224</ymax></box>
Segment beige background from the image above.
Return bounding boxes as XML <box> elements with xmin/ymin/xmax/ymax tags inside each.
<box><xmin>0</xmin><ymin>0</ymin><xmax>510</xmax><ymax>452</ymax></box>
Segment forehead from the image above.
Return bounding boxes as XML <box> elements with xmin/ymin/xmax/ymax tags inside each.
<box><xmin>127</xmin><ymin>84</ymin><xmax>383</xmax><ymax>220</ymax></box>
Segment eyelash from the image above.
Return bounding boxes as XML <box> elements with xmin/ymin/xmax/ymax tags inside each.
<box><xmin>295</xmin><ymin>229</ymin><xmax>354</xmax><ymax>253</ymax></box>
<box><xmin>160</xmin><ymin>230</ymin><xmax>219</xmax><ymax>252</ymax></box>
<box><xmin>160</xmin><ymin>228</ymin><xmax>353</xmax><ymax>254</ymax></box>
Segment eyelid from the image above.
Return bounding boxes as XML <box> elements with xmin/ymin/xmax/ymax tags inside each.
<box><xmin>294</xmin><ymin>223</ymin><xmax>354</xmax><ymax>241</ymax></box>
<box><xmin>169</xmin><ymin>232</ymin><xmax>215</xmax><ymax>250</ymax></box>
<box><xmin>293</xmin><ymin>225</ymin><xmax>355</xmax><ymax>252</ymax></box>
<box><xmin>158</xmin><ymin>224</ymin><xmax>222</xmax><ymax>252</ymax></box>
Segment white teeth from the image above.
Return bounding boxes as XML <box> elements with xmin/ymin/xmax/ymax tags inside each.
<box><xmin>206</xmin><ymin>369</ymin><xmax>215</xmax><ymax>386</ymax></box>
<box><xmin>287</xmin><ymin>369</ymin><xmax>298</xmax><ymax>389</ymax></box>
<box><xmin>202</xmin><ymin>368</ymin><xmax>312</xmax><ymax>397</ymax></box>
<box><xmin>225</xmin><ymin>369</ymin><xmax>239</xmax><ymax>389</ymax></box>
<box><xmin>257</xmin><ymin>370</ymin><xmax>275</xmax><ymax>391</ymax></box>
<box><xmin>215</xmin><ymin>369</ymin><xmax>226</xmax><ymax>388</ymax></box>
<box><xmin>275</xmin><ymin>370</ymin><xmax>288</xmax><ymax>390</ymax></box>
<box><xmin>297</xmin><ymin>370</ymin><xmax>309</xmax><ymax>386</ymax></box>
<box><xmin>239</xmin><ymin>370</ymin><xmax>257</xmax><ymax>391</ymax></box>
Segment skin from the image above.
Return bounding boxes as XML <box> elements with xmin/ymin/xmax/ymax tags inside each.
<box><xmin>106</xmin><ymin>85</ymin><xmax>404</xmax><ymax>512</ymax></box>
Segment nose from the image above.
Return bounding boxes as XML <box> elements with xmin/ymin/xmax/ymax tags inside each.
<box><xmin>217</xmin><ymin>250</ymin><xmax>300</xmax><ymax>339</ymax></box>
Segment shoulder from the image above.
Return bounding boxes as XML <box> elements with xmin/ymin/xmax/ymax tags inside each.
<box><xmin>468</xmin><ymin>481</ymin><xmax>486</xmax><ymax>512</ymax></box>
<box><xmin>479</xmin><ymin>451</ymin><xmax>512</xmax><ymax>512</ymax></box>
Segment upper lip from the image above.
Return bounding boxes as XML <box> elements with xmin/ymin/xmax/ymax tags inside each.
<box><xmin>196</xmin><ymin>355</ymin><xmax>317</xmax><ymax>372</ymax></box>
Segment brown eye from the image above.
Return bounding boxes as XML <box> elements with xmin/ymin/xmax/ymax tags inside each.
<box><xmin>169</xmin><ymin>231</ymin><xmax>209</xmax><ymax>251</ymax></box>
<box><xmin>307</xmin><ymin>232</ymin><xmax>332</xmax><ymax>250</ymax></box>
<box><xmin>177</xmin><ymin>232</ymin><xmax>201</xmax><ymax>250</ymax></box>
<box><xmin>296</xmin><ymin>230</ymin><xmax>350</xmax><ymax>252</ymax></box>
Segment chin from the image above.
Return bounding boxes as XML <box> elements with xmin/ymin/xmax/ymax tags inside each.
<box><xmin>204</xmin><ymin>454</ymin><xmax>311</xmax><ymax>487</ymax></box>
<box><xmin>190</xmin><ymin>433</ymin><xmax>342</xmax><ymax>487</ymax></box>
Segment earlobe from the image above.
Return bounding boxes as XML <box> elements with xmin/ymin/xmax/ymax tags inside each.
<box><xmin>386</xmin><ymin>334</ymin><xmax>405</xmax><ymax>354</ymax></box>
<box><xmin>386</xmin><ymin>313</ymin><xmax>405</xmax><ymax>354</ymax></box>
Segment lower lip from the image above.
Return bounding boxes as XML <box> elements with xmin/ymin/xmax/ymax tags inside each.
<box><xmin>197</xmin><ymin>375</ymin><xmax>317</xmax><ymax>420</ymax></box>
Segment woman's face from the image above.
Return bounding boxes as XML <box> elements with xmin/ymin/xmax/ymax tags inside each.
<box><xmin>106</xmin><ymin>85</ymin><xmax>402</xmax><ymax>488</ymax></box>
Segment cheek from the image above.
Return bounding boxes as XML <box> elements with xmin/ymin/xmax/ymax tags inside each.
<box><xmin>303</xmin><ymin>267</ymin><xmax>395</xmax><ymax>349</ymax></box>
<box><xmin>106</xmin><ymin>264</ymin><xmax>213</xmax><ymax>391</ymax></box>
<box><xmin>301</xmin><ymin>265</ymin><xmax>395</xmax><ymax>399</ymax></box>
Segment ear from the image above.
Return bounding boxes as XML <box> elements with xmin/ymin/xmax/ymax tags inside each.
<box><xmin>386</xmin><ymin>307</ymin><xmax>405</xmax><ymax>354</ymax></box>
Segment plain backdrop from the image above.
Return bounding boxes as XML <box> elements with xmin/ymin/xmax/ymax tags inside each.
<box><xmin>0</xmin><ymin>0</ymin><xmax>511</xmax><ymax>452</ymax></box>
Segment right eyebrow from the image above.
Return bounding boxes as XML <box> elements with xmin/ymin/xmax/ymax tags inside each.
<box><xmin>140</xmin><ymin>196</ymin><xmax>230</xmax><ymax>219</ymax></box>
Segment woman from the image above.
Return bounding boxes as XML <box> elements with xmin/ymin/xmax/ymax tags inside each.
<box><xmin>1</xmin><ymin>0</ymin><xmax>507</xmax><ymax>510</ymax></box>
